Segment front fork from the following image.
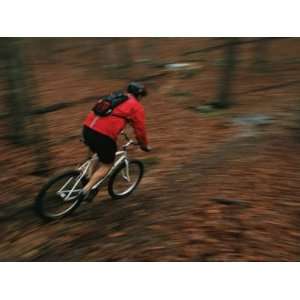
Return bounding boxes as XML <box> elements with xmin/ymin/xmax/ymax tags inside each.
<box><xmin>113</xmin><ymin>152</ymin><xmax>131</xmax><ymax>182</ymax></box>
<box><xmin>123</xmin><ymin>158</ymin><xmax>131</xmax><ymax>182</ymax></box>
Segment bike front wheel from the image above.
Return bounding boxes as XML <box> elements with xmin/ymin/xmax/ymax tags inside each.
<box><xmin>108</xmin><ymin>160</ymin><xmax>144</xmax><ymax>199</ymax></box>
<box><xmin>34</xmin><ymin>170</ymin><xmax>86</xmax><ymax>221</ymax></box>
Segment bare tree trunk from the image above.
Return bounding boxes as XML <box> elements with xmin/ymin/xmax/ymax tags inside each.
<box><xmin>253</xmin><ymin>38</ymin><xmax>271</xmax><ymax>71</ymax></box>
<box><xmin>213</xmin><ymin>38</ymin><xmax>239</xmax><ymax>109</ymax></box>
<box><xmin>116</xmin><ymin>38</ymin><xmax>133</xmax><ymax>68</ymax></box>
<box><xmin>0</xmin><ymin>38</ymin><xmax>52</xmax><ymax>174</ymax></box>
<box><xmin>102</xmin><ymin>38</ymin><xmax>133</xmax><ymax>79</ymax></box>
<box><xmin>24</xmin><ymin>40</ymin><xmax>52</xmax><ymax>175</ymax></box>
<box><xmin>140</xmin><ymin>37</ymin><xmax>158</xmax><ymax>64</ymax></box>
<box><xmin>103</xmin><ymin>38</ymin><xmax>118</xmax><ymax>67</ymax></box>
<box><xmin>101</xmin><ymin>38</ymin><xmax>121</xmax><ymax>78</ymax></box>
<box><xmin>1</xmin><ymin>38</ymin><xmax>29</xmax><ymax>144</ymax></box>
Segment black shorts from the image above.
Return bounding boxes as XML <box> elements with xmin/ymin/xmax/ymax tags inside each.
<box><xmin>82</xmin><ymin>126</ymin><xmax>117</xmax><ymax>164</ymax></box>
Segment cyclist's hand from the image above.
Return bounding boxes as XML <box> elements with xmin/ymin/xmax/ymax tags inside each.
<box><xmin>140</xmin><ymin>145</ymin><xmax>152</xmax><ymax>152</ymax></box>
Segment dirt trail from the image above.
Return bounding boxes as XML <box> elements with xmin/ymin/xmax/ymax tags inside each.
<box><xmin>0</xmin><ymin>104</ymin><xmax>231</xmax><ymax>261</ymax></box>
<box><xmin>2</xmin><ymin>106</ymin><xmax>300</xmax><ymax>261</ymax></box>
<box><xmin>1</xmin><ymin>38</ymin><xmax>300</xmax><ymax>261</ymax></box>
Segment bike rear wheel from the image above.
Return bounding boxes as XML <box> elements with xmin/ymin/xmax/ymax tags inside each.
<box><xmin>34</xmin><ymin>170</ymin><xmax>86</xmax><ymax>221</ymax></box>
<box><xmin>108</xmin><ymin>159</ymin><xmax>144</xmax><ymax>199</ymax></box>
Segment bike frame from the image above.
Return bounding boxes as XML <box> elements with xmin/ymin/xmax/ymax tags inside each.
<box><xmin>58</xmin><ymin>131</ymin><xmax>137</xmax><ymax>201</ymax></box>
<box><xmin>78</xmin><ymin>146</ymin><xmax>131</xmax><ymax>190</ymax></box>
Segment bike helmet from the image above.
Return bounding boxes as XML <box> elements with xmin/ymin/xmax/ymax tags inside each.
<box><xmin>127</xmin><ymin>82</ymin><xmax>147</xmax><ymax>98</ymax></box>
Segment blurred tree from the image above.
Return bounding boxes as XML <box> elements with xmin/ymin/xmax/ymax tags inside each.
<box><xmin>24</xmin><ymin>40</ymin><xmax>52</xmax><ymax>175</ymax></box>
<box><xmin>0</xmin><ymin>38</ymin><xmax>29</xmax><ymax>144</ymax></box>
<box><xmin>141</xmin><ymin>37</ymin><xmax>157</xmax><ymax>62</ymax></box>
<box><xmin>0</xmin><ymin>38</ymin><xmax>51</xmax><ymax>174</ymax></box>
<box><xmin>123</xmin><ymin>38</ymin><xmax>157</xmax><ymax>79</ymax></box>
<box><xmin>116</xmin><ymin>38</ymin><xmax>133</xmax><ymax>68</ymax></box>
<box><xmin>101</xmin><ymin>38</ymin><xmax>133</xmax><ymax>79</ymax></box>
<box><xmin>253</xmin><ymin>38</ymin><xmax>272</xmax><ymax>71</ymax></box>
<box><xmin>212</xmin><ymin>37</ymin><xmax>239</xmax><ymax>109</ymax></box>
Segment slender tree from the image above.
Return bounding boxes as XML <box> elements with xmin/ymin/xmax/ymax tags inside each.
<box><xmin>0</xmin><ymin>38</ymin><xmax>51</xmax><ymax>174</ymax></box>
<box><xmin>141</xmin><ymin>37</ymin><xmax>156</xmax><ymax>61</ymax></box>
<box><xmin>101</xmin><ymin>38</ymin><xmax>133</xmax><ymax>78</ymax></box>
<box><xmin>253</xmin><ymin>38</ymin><xmax>272</xmax><ymax>71</ymax></box>
<box><xmin>212</xmin><ymin>37</ymin><xmax>239</xmax><ymax>109</ymax></box>
<box><xmin>116</xmin><ymin>38</ymin><xmax>133</xmax><ymax>68</ymax></box>
<box><xmin>24</xmin><ymin>39</ymin><xmax>52</xmax><ymax>175</ymax></box>
<box><xmin>0</xmin><ymin>38</ymin><xmax>29</xmax><ymax>144</ymax></box>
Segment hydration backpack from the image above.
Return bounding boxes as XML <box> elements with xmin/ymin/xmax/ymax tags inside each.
<box><xmin>92</xmin><ymin>91</ymin><xmax>129</xmax><ymax>117</ymax></box>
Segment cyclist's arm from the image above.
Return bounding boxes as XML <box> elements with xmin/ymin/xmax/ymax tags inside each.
<box><xmin>129</xmin><ymin>104</ymin><xmax>148</xmax><ymax>148</ymax></box>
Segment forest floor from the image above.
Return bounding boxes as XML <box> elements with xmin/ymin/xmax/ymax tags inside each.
<box><xmin>1</xmin><ymin>39</ymin><xmax>300</xmax><ymax>261</ymax></box>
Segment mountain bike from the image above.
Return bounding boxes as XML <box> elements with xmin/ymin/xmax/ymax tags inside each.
<box><xmin>34</xmin><ymin>131</ymin><xmax>144</xmax><ymax>221</ymax></box>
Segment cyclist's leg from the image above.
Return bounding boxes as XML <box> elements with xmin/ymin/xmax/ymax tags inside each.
<box><xmin>81</xmin><ymin>131</ymin><xmax>117</xmax><ymax>195</ymax></box>
<box><xmin>82</xmin><ymin>127</ymin><xmax>98</xmax><ymax>180</ymax></box>
<box><xmin>88</xmin><ymin>155</ymin><xmax>99</xmax><ymax>179</ymax></box>
<box><xmin>83</xmin><ymin>162</ymin><xmax>113</xmax><ymax>192</ymax></box>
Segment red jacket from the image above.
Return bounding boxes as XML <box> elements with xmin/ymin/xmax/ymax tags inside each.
<box><xmin>83</xmin><ymin>94</ymin><xmax>148</xmax><ymax>146</ymax></box>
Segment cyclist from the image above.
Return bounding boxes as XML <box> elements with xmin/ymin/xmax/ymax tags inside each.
<box><xmin>80</xmin><ymin>82</ymin><xmax>151</xmax><ymax>201</ymax></box>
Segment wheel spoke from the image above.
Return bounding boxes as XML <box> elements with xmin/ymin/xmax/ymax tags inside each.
<box><xmin>36</xmin><ymin>171</ymin><xmax>85</xmax><ymax>219</ymax></box>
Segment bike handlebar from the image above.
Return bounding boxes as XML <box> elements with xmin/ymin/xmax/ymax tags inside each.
<box><xmin>123</xmin><ymin>139</ymin><xmax>139</xmax><ymax>149</ymax></box>
<box><xmin>121</xmin><ymin>131</ymin><xmax>140</xmax><ymax>147</ymax></box>
<box><xmin>121</xmin><ymin>131</ymin><xmax>151</xmax><ymax>152</ymax></box>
